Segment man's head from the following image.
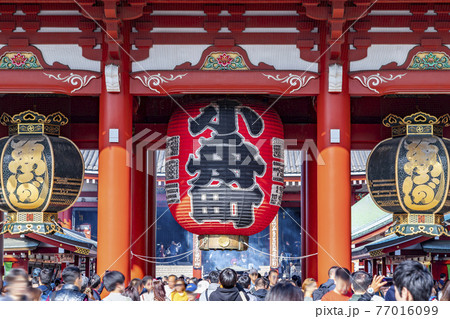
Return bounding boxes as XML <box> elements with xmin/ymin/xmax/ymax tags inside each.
<box><xmin>142</xmin><ymin>276</ymin><xmax>153</xmax><ymax>291</ymax></box>
<box><xmin>440</xmin><ymin>273</ymin><xmax>447</xmax><ymax>280</ymax></box>
<box><xmin>168</xmin><ymin>275</ymin><xmax>177</xmax><ymax>289</ymax></box>
<box><xmin>5</xmin><ymin>268</ymin><xmax>28</xmax><ymax>298</ymax></box>
<box><xmin>61</xmin><ymin>266</ymin><xmax>82</xmax><ymax>288</ymax></box>
<box><xmin>89</xmin><ymin>274</ymin><xmax>101</xmax><ymax>290</ymax></box>
<box><xmin>328</xmin><ymin>266</ymin><xmax>339</xmax><ymax>280</ymax></box>
<box><xmin>394</xmin><ymin>260</ymin><xmax>433</xmax><ymax>301</ymax></box>
<box><xmin>334</xmin><ymin>268</ymin><xmax>351</xmax><ymax>295</ymax></box>
<box><xmin>209</xmin><ymin>271</ymin><xmax>219</xmax><ymax>284</ymax></box>
<box><xmin>219</xmin><ymin>268</ymin><xmax>238</xmax><ymax>289</ymax></box>
<box><xmin>249</xmin><ymin>269</ymin><xmax>258</xmax><ymax>283</ymax></box>
<box><xmin>237</xmin><ymin>275</ymin><xmax>251</xmax><ymax>290</ymax></box>
<box><xmin>255</xmin><ymin>277</ymin><xmax>269</xmax><ymax>290</ymax></box>
<box><xmin>351</xmin><ymin>271</ymin><xmax>372</xmax><ymax>294</ymax></box>
<box><xmin>268</xmin><ymin>269</ymin><xmax>279</xmax><ymax>287</ymax></box>
<box><xmin>103</xmin><ymin>271</ymin><xmax>126</xmax><ymax>293</ymax></box>
<box><xmin>39</xmin><ymin>268</ymin><xmax>53</xmax><ymax>286</ymax></box>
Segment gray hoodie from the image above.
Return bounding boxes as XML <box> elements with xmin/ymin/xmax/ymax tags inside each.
<box><xmin>199</xmin><ymin>283</ymin><xmax>220</xmax><ymax>301</ymax></box>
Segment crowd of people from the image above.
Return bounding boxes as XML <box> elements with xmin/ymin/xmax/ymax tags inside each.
<box><xmin>0</xmin><ymin>260</ymin><xmax>449</xmax><ymax>301</ymax></box>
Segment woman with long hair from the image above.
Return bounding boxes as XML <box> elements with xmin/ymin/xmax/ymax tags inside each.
<box><xmin>122</xmin><ymin>278</ymin><xmax>143</xmax><ymax>301</ymax></box>
<box><xmin>153</xmin><ymin>280</ymin><xmax>170</xmax><ymax>301</ymax></box>
<box><xmin>440</xmin><ymin>281</ymin><xmax>450</xmax><ymax>301</ymax></box>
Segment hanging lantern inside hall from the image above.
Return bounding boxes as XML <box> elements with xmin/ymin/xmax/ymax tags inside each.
<box><xmin>367</xmin><ymin>112</ymin><xmax>450</xmax><ymax>237</ymax></box>
<box><xmin>0</xmin><ymin>110</ymin><xmax>84</xmax><ymax>235</ymax></box>
<box><xmin>165</xmin><ymin>99</ymin><xmax>284</xmax><ymax>250</ymax></box>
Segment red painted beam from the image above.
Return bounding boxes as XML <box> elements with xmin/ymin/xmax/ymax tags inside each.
<box><xmin>130</xmin><ymin>71</ymin><xmax>320</xmax><ymax>96</ymax></box>
<box><xmin>350</xmin><ymin>70</ymin><xmax>450</xmax><ymax>96</ymax></box>
<box><xmin>55</xmin><ymin>123</ymin><xmax>394</xmax><ymax>150</ymax></box>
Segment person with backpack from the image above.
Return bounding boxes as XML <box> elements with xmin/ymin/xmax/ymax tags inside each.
<box><xmin>199</xmin><ymin>271</ymin><xmax>219</xmax><ymax>301</ymax></box>
<box><xmin>209</xmin><ymin>268</ymin><xmax>249</xmax><ymax>301</ymax></box>
<box><xmin>252</xmin><ymin>277</ymin><xmax>269</xmax><ymax>301</ymax></box>
<box><xmin>312</xmin><ymin>266</ymin><xmax>339</xmax><ymax>301</ymax></box>
<box><xmin>37</xmin><ymin>269</ymin><xmax>54</xmax><ymax>301</ymax></box>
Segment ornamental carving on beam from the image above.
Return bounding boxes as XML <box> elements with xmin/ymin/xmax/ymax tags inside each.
<box><xmin>201</xmin><ymin>52</ymin><xmax>249</xmax><ymax>71</ymax></box>
<box><xmin>134</xmin><ymin>73</ymin><xmax>187</xmax><ymax>94</ymax></box>
<box><xmin>263</xmin><ymin>73</ymin><xmax>316</xmax><ymax>93</ymax></box>
<box><xmin>352</xmin><ymin>73</ymin><xmax>406</xmax><ymax>94</ymax></box>
<box><xmin>0</xmin><ymin>52</ymin><xmax>43</xmax><ymax>70</ymax></box>
<box><xmin>43</xmin><ymin>73</ymin><xmax>97</xmax><ymax>93</ymax></box>
<box><xmin>407</xmin><ymin>52</ymin><xmax>450</xmax><ymax>70</ymax></box>
<box><xmin>175</xmin><ymin>44</ymin><xmax>275</xmax><ymax>71</ymax></box>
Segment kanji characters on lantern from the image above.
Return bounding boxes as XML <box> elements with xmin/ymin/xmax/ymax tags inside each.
<box><xmin>165</xmin><ymin>99</ymin><xmax>284</xmax><ymax>250</ymax></box>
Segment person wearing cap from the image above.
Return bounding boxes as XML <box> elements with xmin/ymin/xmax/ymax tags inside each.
<box><xmin>186</xmin><ymin>283</ymin><xmax>198</xmax><ymax>301</ymax></box>
<box><xmin>170</xmin><ymin>279</ymin><xmax>188</xmax><ymax>301</ymax></box>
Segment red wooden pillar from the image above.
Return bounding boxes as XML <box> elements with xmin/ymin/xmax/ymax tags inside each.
<box><xmin>146</xmin><ymin>150</ymin><xmax>157</xmax><ymax>277</ymax></box>
<box><xmin>130</xmin><ymin>150</ymin><xmax>147</xmax><ymax>279</ymax></box>
<box><xmin>317</xmin><ymin>27</ymin><xmax>351</xmax><ymax>284</ymax></box>
<box><xmin>364</xmin><ymin>260</ymin><xmax>369</xmax><ymax>273</ymax></box>
<box><xmin>97</xmin><ymin>25</ymin><xmax>132</xmax><ymax>284</ymax></box>
<box><xmin>85</xmin><ymin>258</ymin><xmax>91</xmax><ymax>278</ymax></box>
<box><xmin>381</xmin><ymin>257</ymin><xmax>387</xmax><ymax>276</ymax></box>
<box><xmin>304</xmin><ymin>148</ymin><xmax>318</xmax><ymax>281</ymax></box>
<box><xmin>300</xmin><ymin>151</ymin><xmax>307</xmax><ymax>279</ymax></box>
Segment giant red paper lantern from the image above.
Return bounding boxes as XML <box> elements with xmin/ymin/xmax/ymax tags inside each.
<box><xmin>165</xmin><ymin>99</ymin><xmax>284</xmax><ymax>250</ymax></box>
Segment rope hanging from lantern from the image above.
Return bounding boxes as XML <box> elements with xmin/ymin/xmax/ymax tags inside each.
<box><xmin>243</xmin><ymin>242</ymin><xmax>318</xmax><ymax>260</ymax></box>
<box><xmin>131</xmin><ymin>249</ymin><xmax>194</xmax><ymax>260</ymax></box>
<box><xmin>131</xmin><ymin>251</ymin><xmax>194</xmax><ymax>264</ymax></box>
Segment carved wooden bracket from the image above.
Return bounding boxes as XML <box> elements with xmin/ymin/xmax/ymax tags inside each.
<box><xmin>174</xmin><ymin>42</ymin><xmax>275</xmax><ymax>71</ymax></box>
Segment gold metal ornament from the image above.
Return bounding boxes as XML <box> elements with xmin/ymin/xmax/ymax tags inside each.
<box><xmin>0</xmin><ymin>110</ymin><xmax>84</xmax><ymax>235</ymax></box>
<box><xmin>367</xmin><ymin>112</ymin><xmax>450</xmax><ymax>237</ymax></box>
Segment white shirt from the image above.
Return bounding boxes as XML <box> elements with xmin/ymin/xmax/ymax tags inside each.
<box><xmin>103</xmin><ymin>293</ymin><xmax>132</xmax><ymax>301</ymax></box>
<box><xmin>164</xmin><ymin>286</ymin><xmax>174</xmax><ymax>299</ymax></box>
<box><xmin>141</xmin><ymin>291</ymin><xmax>155</xmax><ymax>301</ymax></box>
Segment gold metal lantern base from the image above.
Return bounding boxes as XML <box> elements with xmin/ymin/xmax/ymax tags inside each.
<box><xmin>198</xmin><ymin>235</ymin><xmax>249</xmax><ymax>251</ymax></box>
<box><xmin>0</xmin><ymin>212</ymin><xmax>64</xmax><ymax>235</ymax></box>
<box><xmin>386</xmin><ymin>213</ymin><xmax>449</xmax><ymax>237</ymax></box>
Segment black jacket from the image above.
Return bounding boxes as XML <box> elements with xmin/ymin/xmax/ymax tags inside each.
<box><xmin>50</xmin><ymin>284</ymin><xmax>87</xmax><ymax>301</ymax></box>
<box><xmin>312</xmin><ymin>279</ymin><xmax>335</xmax><ymax>301</ymax></box>
<box><xmin>209</xmin><ymin>287</ymin><xmax>249</xmax><ymax>301</ymax></box>
<box><xmin>252</xmin><ymin>289</ymin><xmax>268</xmax><ymax>301</ymax></box>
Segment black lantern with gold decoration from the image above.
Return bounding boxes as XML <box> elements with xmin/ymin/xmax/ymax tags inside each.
<box><xmin>0</xmin><ymin>110</ymin><xmax>84</xmax><ymax>235</ymax></box>
<box><xmin>367</xmin><ymin>112</ymin><xmax>450</xmax><ymax>237</ymax></box>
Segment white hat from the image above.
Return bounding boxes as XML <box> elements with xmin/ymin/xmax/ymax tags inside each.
<box><xmin>194</xmin><ymin>280</ymin><xmax>209</xmax><ymax>294</ymax></box>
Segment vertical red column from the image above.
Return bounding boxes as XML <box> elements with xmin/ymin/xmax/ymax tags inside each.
<box><xmin>146</xmin><ymin>150</ymin><xmax>157</xmax><ymax>277</ymax></box>
<box><xmin>97</xmin><ymin>25</ymin><xmax>132</xmax><ymax>284</ymax></box>
<box><xmin>300</xmin><ymin>151</ymin><xmax>307</xmax><ymax>278</ymax></box>
<box><xmin>130</xmin><ymin>150</ymin><xmax>147</xmax><ymax>279</ymax></box>
<box><xmin>316</xmin><ymin>26</ymin><xmax>351</xmax><ymax>284</ymax></box>
<box><xmin>305</xmin><ymin>148</ymin><xmax>318</xmax><ymax>280</ymax></box>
